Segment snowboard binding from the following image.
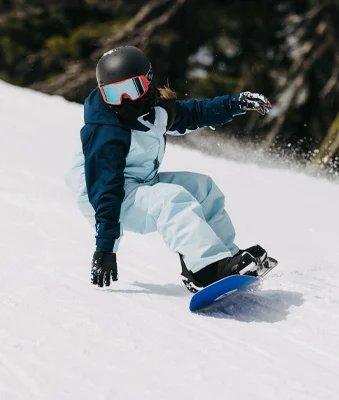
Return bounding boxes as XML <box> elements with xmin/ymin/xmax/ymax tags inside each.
<box><xmin>179</xmin><ymin>246</ymin><xmax>278</xmax><ymax>293</ymax></box>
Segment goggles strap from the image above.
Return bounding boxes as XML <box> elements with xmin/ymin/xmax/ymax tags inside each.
<box><xmin>134</xmin><ymin>78</ymin><xmax>144</xmax><ymax>95</ymax></box>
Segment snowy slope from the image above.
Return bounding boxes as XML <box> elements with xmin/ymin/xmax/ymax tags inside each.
<box><xmin>1</xmin><ymin>80</ymin><xmax>339</xmax><ymax>400</ymax></box>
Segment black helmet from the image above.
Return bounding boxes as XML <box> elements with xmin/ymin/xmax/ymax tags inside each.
<box><xmin>96</xmin><ymin>46</ymin><xmax>151</xmax><ymax>86</ymax></box>
<box><xmin>96</xmin><ymin>46</ymin><xmax>155</xmax><ymax>122</ymax></box>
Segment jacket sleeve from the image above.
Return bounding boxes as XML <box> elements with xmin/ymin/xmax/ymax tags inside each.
<box><xmin>167</xmin><ymin>94</ymin><xmax>246</xmax><ymax>135</ymax></box>
<box><xmin>81</xmin><ymin>124</ymin><xmax>131</xmax><ymax>252</ymax></box>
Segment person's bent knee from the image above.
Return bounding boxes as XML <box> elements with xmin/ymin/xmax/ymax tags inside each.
<box><xmin>149</xmin><ymin>184</ymin><xmax>199</xmax><ymax>220</ymax></box>
<box><xmin>199</xmin><ymin>175</ymin><xmax>225</xmax><ymax>207</ymax></box>
<box><xmin>164</xmin><ymin>185</ymin><xmax>197</xmax><ymax>206</ymax></box>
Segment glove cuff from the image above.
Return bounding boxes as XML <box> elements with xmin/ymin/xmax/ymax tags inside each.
<box><xmin>230</xmin><ymin>94</ymin><xmax>246</xmax><ymax>117</ymax></box>
<box><xmin>96</xmin><ymin>248</ymin><xmax>115</xmax><ymax>254</ymax></box>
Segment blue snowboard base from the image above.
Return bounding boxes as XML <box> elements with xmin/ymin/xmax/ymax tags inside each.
<box><xmin>189</xmin><ymin>274</ymin><xmax>258</xmax><ymax>312</ymax></box>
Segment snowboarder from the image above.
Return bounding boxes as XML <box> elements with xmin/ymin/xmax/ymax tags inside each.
<box><xmin>66</xmin><ymin>45</ymin><xmax>274</xmax><ymax>291</ymax></box>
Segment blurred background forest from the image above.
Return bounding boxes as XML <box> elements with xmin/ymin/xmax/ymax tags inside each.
<box><xmin>0</xmin><ymin>0</ymin><xmax>338</xmax><ymax>174</ymax></box>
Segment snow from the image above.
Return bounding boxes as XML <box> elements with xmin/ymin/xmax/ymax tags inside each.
<box><xmin>1</xmin><ymin>80</ymin><xmax>339</xmax><ymax>400</ymax></box>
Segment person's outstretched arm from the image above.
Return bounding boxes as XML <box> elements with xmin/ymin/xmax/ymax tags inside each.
<box><xmin>168</xmin><ymin>92</ymin><xmax>271</xmax><ymax>135</ymax></box>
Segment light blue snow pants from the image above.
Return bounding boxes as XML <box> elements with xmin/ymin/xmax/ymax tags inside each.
<box><xmin>120</xmin><ymin>172</ymin><xmax>239</xmax><ymax>272</ymax></box>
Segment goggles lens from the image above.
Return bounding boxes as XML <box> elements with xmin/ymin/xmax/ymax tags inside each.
<box><xmin>100</xmin><ymin>75</ymin><xmax>151</xmax><ymax>105</ymax></box>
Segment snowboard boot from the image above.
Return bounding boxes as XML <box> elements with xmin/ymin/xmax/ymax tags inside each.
<box><xmin>180</xmin><ymin>245</ymin><xmax>272</xmax><ymax>293</ymax></box>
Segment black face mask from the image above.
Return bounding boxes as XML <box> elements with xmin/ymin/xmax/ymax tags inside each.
<box><xmin>110</xmin><ymin>87</ymin><xmax>156</xmax><ymax>123</ymax></box>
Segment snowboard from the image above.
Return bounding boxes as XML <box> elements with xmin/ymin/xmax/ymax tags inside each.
<box><xmin>189</xmin><ymin>257</ymin><xmax>278</xmax><ymax>312</ymax></box>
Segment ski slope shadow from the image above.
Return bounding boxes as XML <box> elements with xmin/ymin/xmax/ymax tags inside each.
<box><xmin>197</xmin><ymin>289</ymin><xmax>304</xmax><ymax>323</ymax></box>
<box><xmin>106</xmin><ymin>282</ymin><xmax>189</xmax><ymax>297</ymax></box>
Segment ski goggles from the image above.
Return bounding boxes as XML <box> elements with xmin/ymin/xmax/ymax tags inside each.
<box><xmin>99</xmin><ymin>69</ymin><xmax>153</xmax><ymax>106</ymax></box>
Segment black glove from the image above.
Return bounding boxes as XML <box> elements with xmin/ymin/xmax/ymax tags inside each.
<box><xmin>238</xmin><ymin>91</ymin><xmax>271</xmax><ymax>115</ymax></box>
<box><xmin>91</xmin><ymin>251</ymin><xmax>118</xmax><ymax>287</ymax></box>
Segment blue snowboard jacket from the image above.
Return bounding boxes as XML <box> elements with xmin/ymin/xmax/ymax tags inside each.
<box><xmin>80</xmin><ymin>89</ymin><xmax>245</xmax><ymax>252</ymax></box>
